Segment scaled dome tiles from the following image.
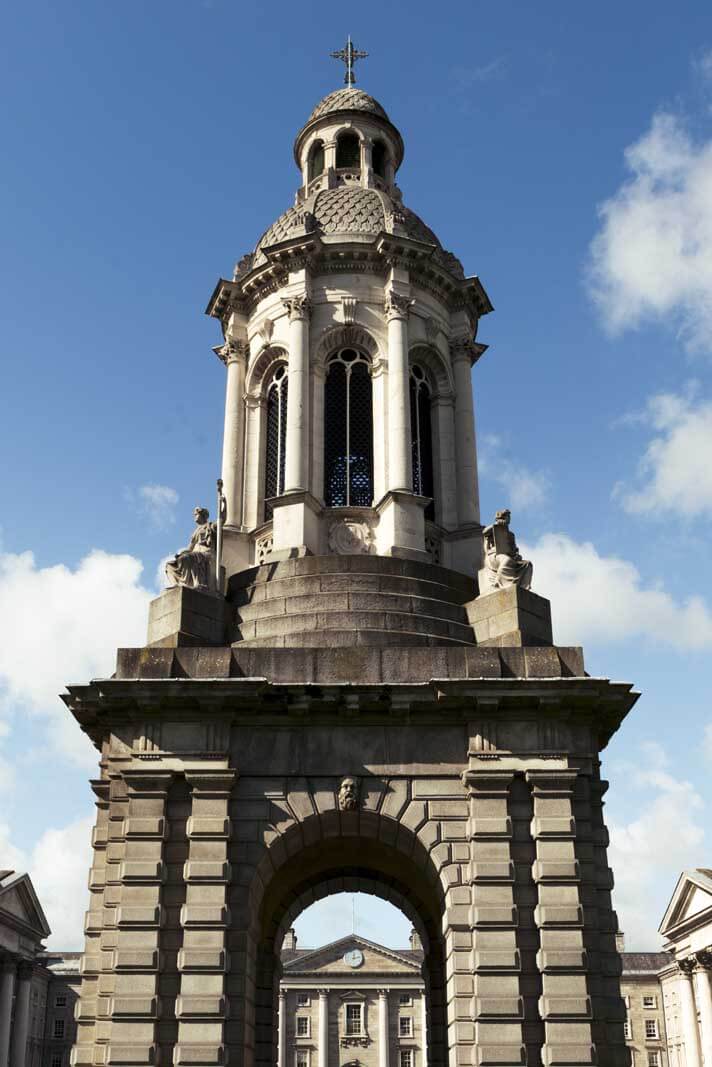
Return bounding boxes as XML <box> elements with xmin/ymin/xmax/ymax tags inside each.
<box><xmin>306</xmin><ymin>88</ymin><xmax>389</xmax><ymax>123</ymax></box>
<box><xmin>247</xmin><ymin>187</ymin><xmax>464</xmax><ymax>279</ymax></box>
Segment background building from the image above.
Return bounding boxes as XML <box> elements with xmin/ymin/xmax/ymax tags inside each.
<box><xmin>618</xmin><ymin>938</ymin><xmax>670</xmax><ymax>1067</ymax></box>
<box><xmin>279</xmin><ymin>931</ymin><xmax>425</xmax><ymax>1067</ymax></box>
<box><xmin>0</xmin><ymin>872</ymin><xmax>80</xmax><ymax>1067</ymax></box>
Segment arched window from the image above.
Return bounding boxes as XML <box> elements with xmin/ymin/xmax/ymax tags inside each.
<box><xmin>308</xmin><ymin>141</ymin><xmax>324</xmax><ymax>181</ymax></box>
<box><xmin>410</xmin><ymin>364</ymin><xmax>434</xmax><ymax>520</ymax></box>
<box><xmin>324</xmin><ymin>349</ymin><xmax>373</xmax><ymax>507</ymax></box>
<box><xmin>264</xmin><ymin>364</ymin><xmax>288</xmax><ymax>520</ymax></box>
<box><xmin>336</xmin><ymin>132</ymin><xmax>360</xmax><ymax>169</ymax></box>
<box><xmin>372</xmin><ymin>140</ymin><xmax>387</xmax><ymax>178</ymax></box>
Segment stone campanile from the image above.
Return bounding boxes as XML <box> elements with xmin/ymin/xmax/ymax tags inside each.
<box><xmin>65</xmin><ymin>55</ymin><xmax>636</xmax><ymax>1067</ymax></box>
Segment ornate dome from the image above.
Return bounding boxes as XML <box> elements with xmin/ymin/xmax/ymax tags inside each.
<box><xmin>306</xmin><ymin>88</ymin><xmax>390</xmax><ymax>123</ymax></box>
<box><xmin>246</xmin><ymin>187</ymin><xmax>464</xmax><ymax>278</ymax></box>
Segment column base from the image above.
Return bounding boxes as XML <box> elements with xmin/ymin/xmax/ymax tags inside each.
<box><xmin>374</xmin><ymin>490</ymin><xmax>430</xmax><ymax>559</ymax></box>
<box><xmin>270</xmin><ymin>490</ymin><xmax>322</xmax><ymax>557</ymax></box>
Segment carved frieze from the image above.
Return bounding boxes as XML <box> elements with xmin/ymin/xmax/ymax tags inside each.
<box><xmin>328</xmin><ymin>519</ymin><xmax>375</xmax><ymax>556</ymax></box>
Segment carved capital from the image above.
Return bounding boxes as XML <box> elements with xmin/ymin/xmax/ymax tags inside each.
<box><xmin>219</xmin><ymin>338</ymin><xmax>248</xmax><ymax>366</ymax></box>
<box><xmin>384</xmin><ymin>289</ymin><xmax>413</xmax><ymax>321</ymax></box>
<box><xmin>449</xmin><ymin>336</ymin><xmax>474</xmax><ymax>362</ymax></box>
<box><xmin>679</xmin><ymin>957</ymin><xmax>697</xmax><ymax>976</ymax></box>
<box><xmin>16</xmin><ymin>960</ymin><xmax>34</xmax><ymax>981</ymax></box>
<box><xmin>696</xmin><ymin>950</ymin><xmax>712</xmax><ymax>970</ymax></box>
<box><xmin>282</xmin><ymin>295</ymin><xmax>312</xmax><ymax>322</ymax></box>
<box><xmin>0</xmin><ymin>955</ymin><xmax>17</xmax><ymax>975</ymax></box>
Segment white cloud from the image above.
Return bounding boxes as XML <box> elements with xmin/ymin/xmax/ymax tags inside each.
<box><xmin>608</xmin><ymin>741</ymin><xmax>706</xmax><ymax>949</ymax></box>
<box><xmin>523</xmin><ymin>532</ymin><xmax>712</xmax><ymax>649</ymax></box>
<box><xmin>614</xmin><ymin>388</ymin><xmax>712</xmax><ymax>517</ymax></box>
<box><xmin>0</xmin><ymin>549</ymin><xmax>152</xmax><ymax>765</ymax></box>
<box><xmin>0</xmin><ymin>815</ymin><xmax>94</xmax><ymax>949</ymax></box>
<box><xmin>126</xmin><ymin>484</ymin><xmax>179</xmax><ymax>529</ymax></box>
<box><xmin>479</xmin><ymin>434</ymin><xmax>549</xmax><ymax>512</ymax></box>
<box><xmin>588</xmin><ymin>111</ymin><xmax>712</xmax><ymax>353</ymax></box>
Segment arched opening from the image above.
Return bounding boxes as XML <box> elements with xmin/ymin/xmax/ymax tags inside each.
<box><xmin>410</xmin><ymin>365</ymin><xmax>434</xmax><ymax>520</ymax></box>
<box><xmin>248</xmin><ymin>830</ymin><xmax>448</xmax><ymax>1067</ymax></box>
<box><xmin>336</xmin><ymin>132</ymin><xmax>360</xmax><ymax>170</ymax></box>
<box><xmin>308</xmin><ymin>141</ymin><xmax>325</xmax><ymax>182</ymax></box>
<box><xmin>279</xmin><ymin>894</ymin><xmax>424</xmax><ymax>1067</ymax></box>
<box><xmin>372</xmin><ymin>141</ymin><xmax>387</xmax><ymax>179</ymax></box>
<box><xmin>264</xmin><ymin>363</ymin><xmax>288</xmax><ymax>519</ymax></box>
<box><xmin>324</xmin><ymin>349</ymin><xmax>373</xmax><ymax>507</ymax></box>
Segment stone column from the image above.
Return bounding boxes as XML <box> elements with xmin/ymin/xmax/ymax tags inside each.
<box><xmin>310</xmin><ymin>365</ymin><xmax>325</xmax><ymax>502</ymax></box>
<box><xmin>432</xmin><ymin>397</ymin><xmax>458</xmax><ymax>529</ymax></box>
<box><xmin>0</xmin><ymin>958</ymin><xmax>16</xmax><ymax>1067</ymax></box>
<box><xmin>277</xmin><ymin>990</ymin><xmax>286</xmax><ymax>1067</ymax></box>
<box><xmin>450</xmin><ymin>340</ymin><xmax>480</xmax><ymax>526</ymax></box>
<box><xmin>420</xmin><ymin>991</ymin><xmax>428</xmax><ymax>1067</ymax></box>
<box><xmin>679</xmin><ymin>960</ymin><xmax>703</xmax><ymax>1067</ymax></box>
<box><xmin>176</xmin><ymin>770</ymin><xmax>235</xmax><ymax>1067</ymax></box>
<box><xmin>243</xmin><ymin>393</ymin><xmax>265</xmax><ymax>530</ymax></box>
<box><xmin>378</xmin><ymin>989</ymin><xmax>389</xmax><ymax>1067</ymax></box>
<box><xmin>464</xmin><ymin>768</ymin><xmax>523</xmax><ymax>1065</ymax></box>
<box><xmin>318</xmin><ymin>990</ymin><xmax>329</xmax><ymax>1067</ymax></box>
<box><xmin>283</xmin><ymin>295</ymin><xmax>311</xmax><ymax>493</ymax></box>
<box><xmin>106</xmin><ymin>770</ymin><xmax>173</xmax><ymax>1067</ymax></box>
<box><xmin>527</xmin><ymin>769</ymin><xmax>594</xmax><ymax>1067</ymax></box>
<box><xmin>9</xmin><ymin>961</ymin><xmax>32</xmax><ymax>1067</ymax></box>
<box><xmin>385</xmin><ymin>289</ymin><xmax>413</xmax><ymax>493</ymax></box>
<box><xmin>219</xmin><ymin>339</ymin><xmax>248</xmax><ymax>527</ymax></box>
<box><xmin>695</xmin><ymin>953</ymin><xmax>712</xmax><ymax>1065</ymax></box>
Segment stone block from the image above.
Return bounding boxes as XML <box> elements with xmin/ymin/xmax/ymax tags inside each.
<box><xmin>147</xmin><ymin>587</ymin><xmax>228</xmax><ymax>648</ymax></box>
<box><xmin>466</xmin><ymin>586</ymin><xmax>553</xmax><ymax>647</ymax></box>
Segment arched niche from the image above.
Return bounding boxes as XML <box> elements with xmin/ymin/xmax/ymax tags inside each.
<box><xmin>314</xmin><ymin>325</ymin><xmax>380</xmax><ymax>370</ymax></box>
<box><xmin>408</xmin><ymin>343</ymin><xmax>454</xmax><ymax>400</ymax></box>
<box><xmin>235</xmin><ymin>813</ymin><xmax>449</xmax><ymax>1067</ymax></box>
<box><xmin>245</xmin><ymin>344</ymin><xmax>289</xmax><ymax>396</ymax></box>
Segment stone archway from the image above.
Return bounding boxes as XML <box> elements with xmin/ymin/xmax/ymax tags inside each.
<box><xmin>247</xmin><ymin>820</ymin><xmax>449</xmax><ymax>1067</ymax></box>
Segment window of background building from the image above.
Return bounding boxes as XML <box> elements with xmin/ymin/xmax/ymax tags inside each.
<box><xmin>296</xmin><ymin>1016</ymin><xmax>310</xmax><ymax>1038</ymax></box>
<box><xmin>644</xmin><ymin>1019</ymin><xmax>659</xmax><ymax>1039</ymax></box>
<box><xmin>345</xmin><ymin>1003</ymin><xmax>363</xmax><ymax>1036</ymax></box>
<box><xmin>648</xmin><ymin>1053</ymin><xmax>660</xmax><ymax>1067</ymax></box>
<box><xmin>642</xmin><ymin>995</ymin><xmax>657</xmax><ymax>1009</ymax></box>
<box><xmin>296</xmin><ymin>993</ymin><xmax>310</xmax><ymax>1008</ymax></box>
<box><xmin>55</xmin><ymin>995</ymin><xmax>67</xmax><ymax>1008</ymax></box>
<box><xmin>399</xmin><ymin>1016</ymin><xmax>413</xmax><ymax>1037</ymax></box>
<box><xmin>399</xmin><ymin>994</ymin><xmax>412</xmax><ymax>1006</ymax></box>
<box><xmin>296</xmin><ymin>1051</ymin><xmax>309</xmax><ymax>1067</ymax></box>
<box><xmin>399</xmin><ymin>1051</ymin><xmax>413</xmax><ymax>1067</ymax></box>
<box><xmin>624</xmin><ymin>1018</ymin><xmax>632</xmax><ymax>1040</ymax></box>
<box><xmin>53</xmin><ymin>1020</ymin><xmax>65</xmax><ymax>1039</ymax></box>
<box><xmin>51</xmin><ymin>1055</ymin><xmax>63</xmax><ymax>1067</ymax></box>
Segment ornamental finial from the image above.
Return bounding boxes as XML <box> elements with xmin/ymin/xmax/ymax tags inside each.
<box><xmin>330</xmin><ymin>36</ymin><xmax>368</xmax><ymax>87</ymax></box>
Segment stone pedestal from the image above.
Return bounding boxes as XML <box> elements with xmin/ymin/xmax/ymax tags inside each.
<box><xmin>375</xmin><ymin>490</ymin><xmax>430</xmax><ymax>561</ymax></box>
<box><xmin>270</xmin><ymin>490</ymin><xmax>322</xmax><ymax>558</ymax></box>
<box><xmin>147</xmin><ymin>586</ymin><xmax>228</xmax><ymax>648</ymax></box>
<box><xmin>467</xmin><ymin>585</ymin><xmax>553</xmax><ymax>647</ymax></box>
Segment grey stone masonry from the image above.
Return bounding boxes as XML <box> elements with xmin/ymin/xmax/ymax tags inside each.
<box><xmin>148</xmin><ymin>588</ymin><xmax>229</xmax><ymax>648</ymax></box>
<box><xmin>466</xmin><ymin>587</ymin><xmax>553</xmax><ymax>648</ymax></box>
<box><xmin>64</xmin><ymin>621</ymin><xmax>636</xmax><ymax>1067</ymax></box>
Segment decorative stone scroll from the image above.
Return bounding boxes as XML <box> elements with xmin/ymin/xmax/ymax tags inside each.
<box><xmin>479</xmin><ymin>509</ymin><xmax>533</xmax><ymax>593</ymax></box>
<box><xmin>328</xmin><ymin>519</ymin><xmax>375</xmax><ymax>555</ymax></box>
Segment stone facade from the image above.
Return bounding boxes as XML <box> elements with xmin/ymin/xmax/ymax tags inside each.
<box><xmin>618</xmin><ymin>948</ymin><xmax>670</xmax><ymax>1067</ymax></box>
<box><xmin>278</xmin><ymin>933</ymin><xmax>425</xmax><ymax>1067</ymax></box>
<box><xmin>62</xmin><ymin>74</ymin><xmax>639</xmax><ymax>1067</ymax></box>
<box><xmin>658</xmin><ymin>870</ymin><xmax>712</xmax><ymax>1067</ymax></box>
<box><xmin>0</xmin><ymin>871</ymin><xmax>81</xmax><ymax>1067</ymax></box>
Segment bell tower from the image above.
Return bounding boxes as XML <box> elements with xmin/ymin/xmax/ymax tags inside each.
<box><xmin>206</xmin><ymin>67</ymin><xmax>491</xmax><ymax>579</ymax></box>
<box><xmin>65</xmin><ymin>52</ymin><xmax>636</xmax><ymax>1067</ymax></box>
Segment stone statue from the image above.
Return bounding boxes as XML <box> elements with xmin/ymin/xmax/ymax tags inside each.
<box><xmin>338</xmin><ymin>776</ymin><xmax>359</xmax><ymax>811</ymax></box>
<box><xmin>480</xmin><ymin>509</ymin><xmax>533</xmax><ymax>593</ymax></box>
<box><xmin>165</xmin><ymin>507</ymin><xmax>217</xmax><ymax>591</ymax></box>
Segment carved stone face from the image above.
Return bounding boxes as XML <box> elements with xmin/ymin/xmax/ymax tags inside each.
<box><xmin>194</xmin><ymin>507</ymin><xmax>209</xmax><ymax>525</ymax></box>
<box><xmin>338</xmin><ymin>776</ymin><xmax>359</xmax><ymax>811</ymax></box>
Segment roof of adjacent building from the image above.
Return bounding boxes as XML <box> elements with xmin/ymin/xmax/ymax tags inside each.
<box><xmin>621</xmin><ymin>952</ymin><xmax>672</xmax><ymax>974</ymax></box>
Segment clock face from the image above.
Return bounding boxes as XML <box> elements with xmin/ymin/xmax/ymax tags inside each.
<box><xmin>343</xmin><ymin>949</ymin><xmax>364</xmax><ymax>968</ymax></box>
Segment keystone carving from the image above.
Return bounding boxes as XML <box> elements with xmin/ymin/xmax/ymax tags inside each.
<box><xmin>338</xmin><ymin>777</ymin><xmax>360</xmax><ymax>811</ymax></box>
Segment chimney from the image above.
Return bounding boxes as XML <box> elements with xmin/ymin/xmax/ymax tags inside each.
<box><xmin>615</xmin><ymin>931</ymin><xmax>626</xmax><ymax>954</ymax></box>
<box><xmin>409</xmin><ymin>928</ymin><xmax>422</xmax><ymax>951</ymax></box>
<box><xmin>283</xmin><ymin>928</ymin><xmax>298</xmax><ymax>952</ymax></box>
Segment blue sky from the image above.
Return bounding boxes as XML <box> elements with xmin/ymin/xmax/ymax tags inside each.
<box><xmin>1</xmin><ymin>0</ymin><xmax>712</xmax><ymax>950</ymax></box>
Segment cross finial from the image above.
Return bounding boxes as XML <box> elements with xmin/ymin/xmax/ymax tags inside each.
<box><xmin>330</xmin><ymin>36</ymin><xmax>368</xmax><ymax>87</ymax></box>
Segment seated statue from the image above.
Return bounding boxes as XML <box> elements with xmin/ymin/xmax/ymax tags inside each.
<box><xmin>165</xmin><ymin>507</ymin><xmax>217</xmax><ymax>591</ymax></box>
<box><xmin>480</xmin><ymin>509</ymin><xmax>533</xmax><ymax>593</ymax></box>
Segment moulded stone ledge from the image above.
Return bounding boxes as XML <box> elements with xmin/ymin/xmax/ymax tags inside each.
<box><xmin>541</xmin><ymin>1043</ymin><xmax>596</xmax><ymax>1066</ymax></box>
<box><xmin>108</xmin><ymin>996</ymin><xmax>159</xmax><ymax>1018</ymax></box>
<box><xmin>172</xmin><ymin>1044</ymin><xmax>225</xmax><ymax>1066</ymax></box>
<box><xmin>106</xmin><ymin>1045</ymin><xmax>156</xmax><ymax>1066</ymax></box>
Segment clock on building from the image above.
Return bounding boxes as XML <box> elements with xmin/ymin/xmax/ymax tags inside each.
<box><xmin>343</xmin><ymin>949</ymin><xmax>364</xmax><ymax>968</ymax></box>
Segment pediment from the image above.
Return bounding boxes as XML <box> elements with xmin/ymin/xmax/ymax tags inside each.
<box><xmin>0</xmin><ymin>873</ymin><xmax>51</xmax><ymax>940</ymax></box>
<box><xmin>659</xmin><ymin>869</ymin><xmax>712</xmax><ymax>937</ymax></box>
<box><xmin>284</xmin><ymin>934</ymin><xmax>421</xmax><ymax>975</ymax></box>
